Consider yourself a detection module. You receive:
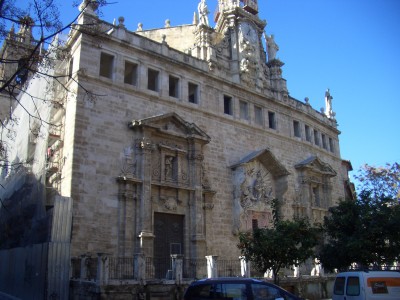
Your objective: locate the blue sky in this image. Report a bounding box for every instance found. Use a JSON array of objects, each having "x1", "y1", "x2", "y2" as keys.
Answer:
[{"x1": 16, "y1": 0, "x2": 400, "y2": 180}]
